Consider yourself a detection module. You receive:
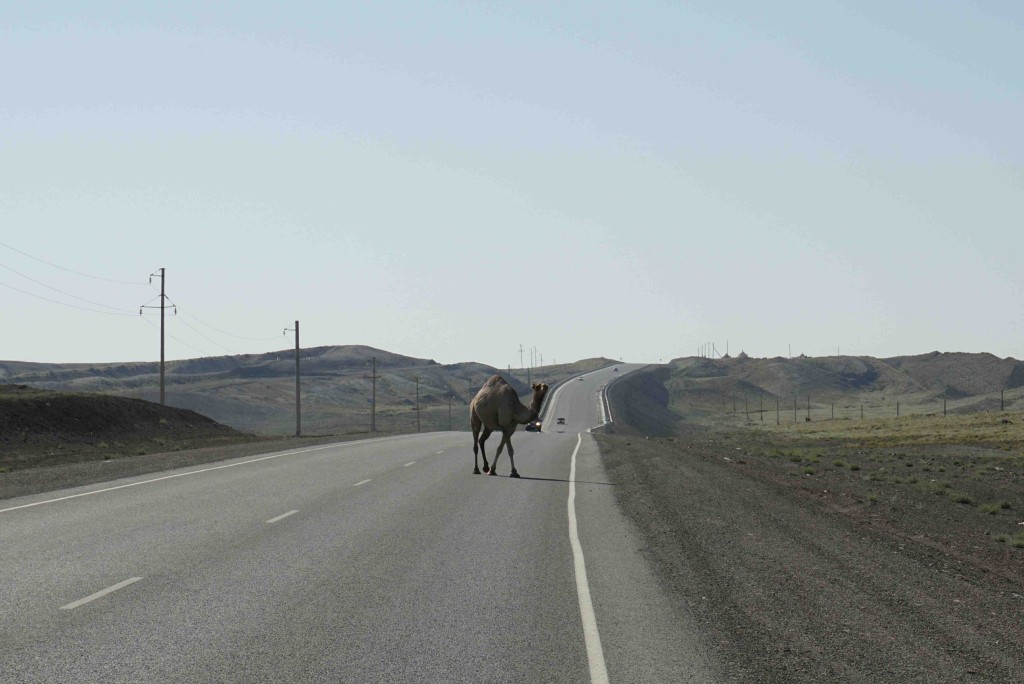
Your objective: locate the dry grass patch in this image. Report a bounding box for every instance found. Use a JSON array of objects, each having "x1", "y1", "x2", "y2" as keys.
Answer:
[{"x1": 762, "y1": 411, "x2": 1024, "y2": 450}]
